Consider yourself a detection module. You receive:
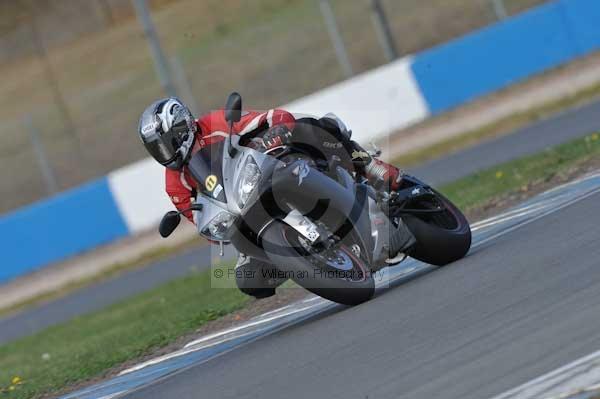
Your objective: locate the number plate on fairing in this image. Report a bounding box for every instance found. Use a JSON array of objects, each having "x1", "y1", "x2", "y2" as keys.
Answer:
[{"x1": 283, "y1": 209, "x2": 321, "y2": 243}]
